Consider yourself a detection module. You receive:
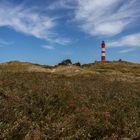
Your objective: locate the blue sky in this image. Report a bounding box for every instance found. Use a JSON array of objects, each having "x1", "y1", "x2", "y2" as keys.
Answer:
[{"x1": 0, "y1": 0, "x2": 140, "y2": 65}]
